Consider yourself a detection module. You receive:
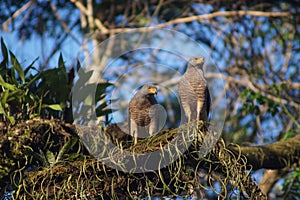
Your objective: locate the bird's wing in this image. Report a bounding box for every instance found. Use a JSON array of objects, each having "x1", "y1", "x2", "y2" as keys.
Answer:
[
  {"x1": 205, "y1": 86, "x2": 211, "y2": 117},
  {"x1": 148, "y1": 104, "x2": 167, "y2": 135}
]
